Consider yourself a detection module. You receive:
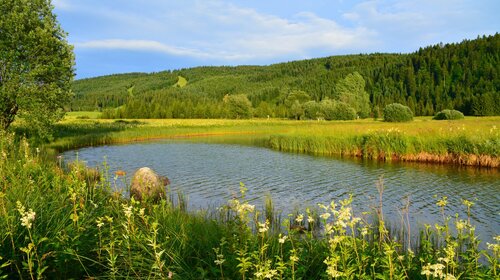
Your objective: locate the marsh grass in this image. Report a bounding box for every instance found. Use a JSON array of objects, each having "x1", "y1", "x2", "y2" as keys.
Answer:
[
  {"x1": 1, "y1": 131, "x2": 498, "y2": 279},
  {"x1": 65, "y1": 111, "x2": 102, "y2": 120},
  {"x1": 45, "y1": 117, "x2": 500, "y2": 167}
]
